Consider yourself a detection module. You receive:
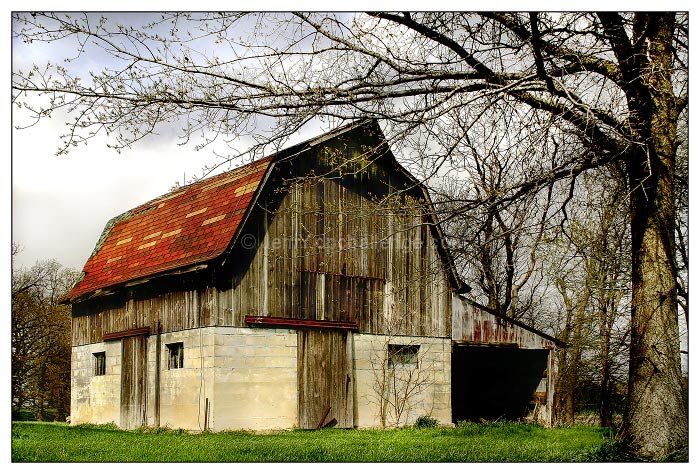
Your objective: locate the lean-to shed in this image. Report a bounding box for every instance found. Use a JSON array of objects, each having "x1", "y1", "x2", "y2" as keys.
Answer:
[{"x1": 63, "y1": 120, "x2": 562, "y2": 430}]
